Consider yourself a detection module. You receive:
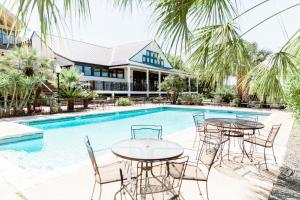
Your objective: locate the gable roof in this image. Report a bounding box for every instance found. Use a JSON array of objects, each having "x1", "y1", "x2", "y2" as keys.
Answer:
[
  {"x1": 32, "y1": 32, "x2": 173, "y2": 69},
  {"x1": 110, "y1": 40, "x2": 151, "y2": 66}
]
